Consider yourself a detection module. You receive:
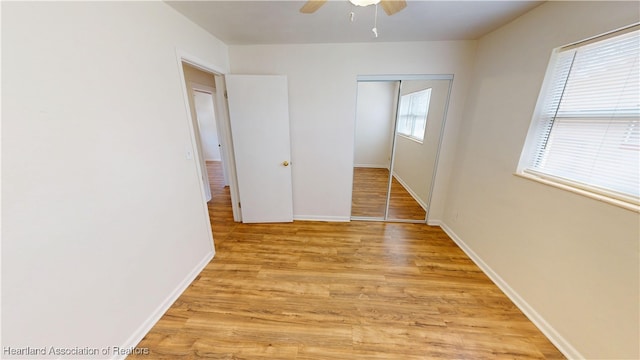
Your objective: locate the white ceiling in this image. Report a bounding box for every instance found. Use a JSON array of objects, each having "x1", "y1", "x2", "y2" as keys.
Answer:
[{"x1": 167, "y1": 0, "x2": 544, "y2": 45}]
